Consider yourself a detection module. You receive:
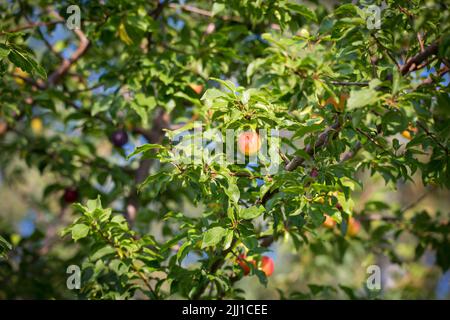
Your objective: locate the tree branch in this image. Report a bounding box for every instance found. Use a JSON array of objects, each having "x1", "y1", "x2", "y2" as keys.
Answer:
[
  {"x1": 359, "y1": 187, "x2": 434, "y2": 223},
  {"x1": 329, "y1": 81, "x2": 369, "y2": 87},
  {"x1": 0, "y1": 20, "x2": 64, "y2": 36},
  {"x1": 416, "y1": 120, "x2": 449, "y2": 156},
  {"x1": 191, "y1": 238, "x2": 237, "y2": 299},
  {"x1": 126, "y1": 109, "x2": 170, "y2": 224},
  {"x1": 400, "y1": 188, "x2": 432, "y2": 212},
  {"x1": 36, "y1": 26, "x2": 64, "y2": 60},
  {"x1": 169, "y1": 3, "x2": 280, "y2": 30},
  {"x1": 372, "y1": 33, "x2": 400, "y2": 69},
  {"x1": 340, "y1": 141, "x2": 362, "y2": 162},
  {"x1": 11, "y1": 72, "x2": 46, "y2": 89},
  {"x1": 285, "y1": 118, "x2": 342, "y2": 171},
  {"x1": 256, "y1": 118, "x2": 344, "y2": 206},
  {"x1": 47, "y1": 28, "x2": 90, "y2": 85},
  {"x1": 418, "y1": 65, "x2": 449, "y2": 87},
  {"x1": 400, "y1": 40, "x2": 440, "y2": 75},
  {"x1": 417, "y1": 32, "x2": 425, "y2": 52}
]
